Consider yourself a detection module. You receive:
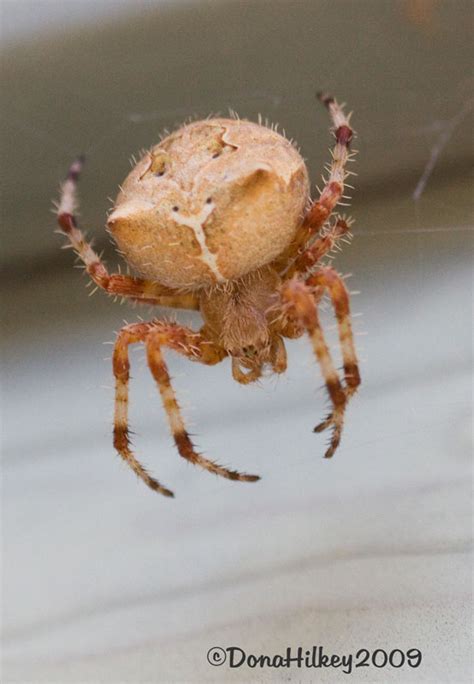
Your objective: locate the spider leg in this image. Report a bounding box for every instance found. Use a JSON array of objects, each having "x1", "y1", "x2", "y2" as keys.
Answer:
[
  {"x1": 56, "y1": 158, "x2": 199, "y2": 310},
  {"x1": 280, "y1": 279, "x2": 349, "y2": 458},
  {"x1": 285, "y1": 216, "x2": 352, "y2": 280},
  {"x1": 307, "y1": 267, "x2": 361, "y2": 434},
  {"x1": 272, "y1": 93, "x2": 354, "y2": 273},
  {"x1": 113, "y1": 322, "x2": 174, "y2": 497},
  {"x1": 146, "y1": 324, "x2": 261, "y2": 484}
]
